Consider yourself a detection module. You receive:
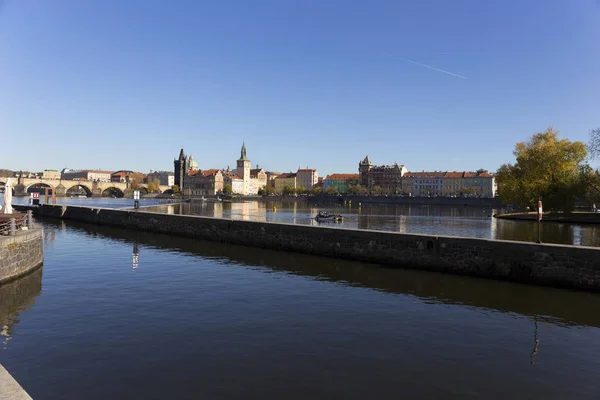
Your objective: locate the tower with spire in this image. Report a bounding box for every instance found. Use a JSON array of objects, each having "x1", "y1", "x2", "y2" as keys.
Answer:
[
  {"x1": 174, "y1": 149, "x2": 188, "y2": 188},
  {"x1": 236, "y1": 142, "x2": 252, "y2": 194}
]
